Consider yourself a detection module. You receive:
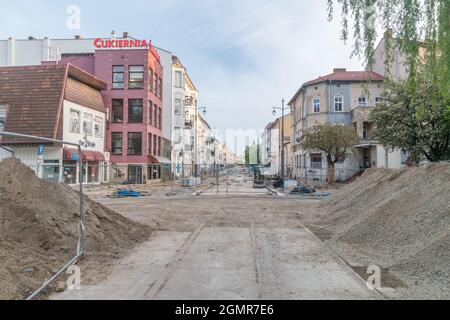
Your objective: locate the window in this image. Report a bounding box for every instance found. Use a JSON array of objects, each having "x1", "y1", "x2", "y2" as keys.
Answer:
[
  {"x1": 149, "y1": 68, "x2": 154, "y2": 92},
  {"x1": 94, "y1": 116, "x2": 103, "y2": 138},
  {"x1": 313, "y1": 98, "x2": 320, "y2": 113},
  {"x1": 112, "y1": 66, "x2": 125, "y2": 89},
  {"x1": 153, "y1": 135, "x2": 158, "y2": 157},
  {"x1": 127, "y1": 132, "x2": 142, "y2": 155},
  {"x1": 0, "y1": 105, "x2": 6, "y2": 132},
  {"x1": 158, "y1": 137, "x2": 162, "y2": 156},
  {"x1": 358, "y1": 96, "x2": 367, "y2": 107},
  {"x1": 375, "y1": 97, "x2": 382, "y2": 105},
  {"x1": 158, "y1": 77, "x2": 162, "y2": 99},
  {"x1": 128, "y1": 99, "x2": 143, "y2": 123},
  {"x1": 311, "y1": 153, "x2": 322, "y2": 169},
  {"x1": 69, "y1": 110, "x2": 80, "y2": 133},
  {"x1": 153, "y1": 106, "x2": 158, "y2": 127},
  {"x1": 174, "y1": 98, "x2": 182, "y2": 115},
  {"x1": 174, "y1": 71, "x2": 182, "y2": 87},
  {"x1": 112, "y1": 99, "x2": 124, "y2": 123},
  {"x1": 129, "y1": 65, "x2": 144, "y2": 89},
  {"x1": 111, "y1": 132, "x2": 123, "y2": 155},
  {"x1": 158, "y1": 107, "x2": 162, "y2": 129},
  {"x1": 148, "y1": 101, "x2": 153, "y2": 124},
  {"x1": 334, "y1": 95, "x2": 343, "y2": 112},
  {"x1": 154, "y1": 74, "x2": 158, "y2": 96},
  {"x1": 148, "y1": 133, "x2": 153, "y2": 155},
  {"x1": 83, "y1": 113, "x2": 93, "y2": 135}
]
